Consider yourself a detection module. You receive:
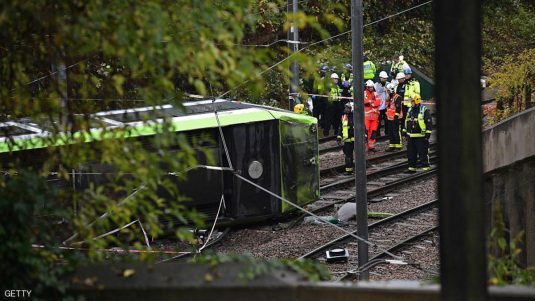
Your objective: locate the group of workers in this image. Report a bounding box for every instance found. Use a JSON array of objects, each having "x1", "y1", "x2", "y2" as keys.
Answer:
[{"x1": 295, "y1": 55, "x2": 432, "y2": 174}]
